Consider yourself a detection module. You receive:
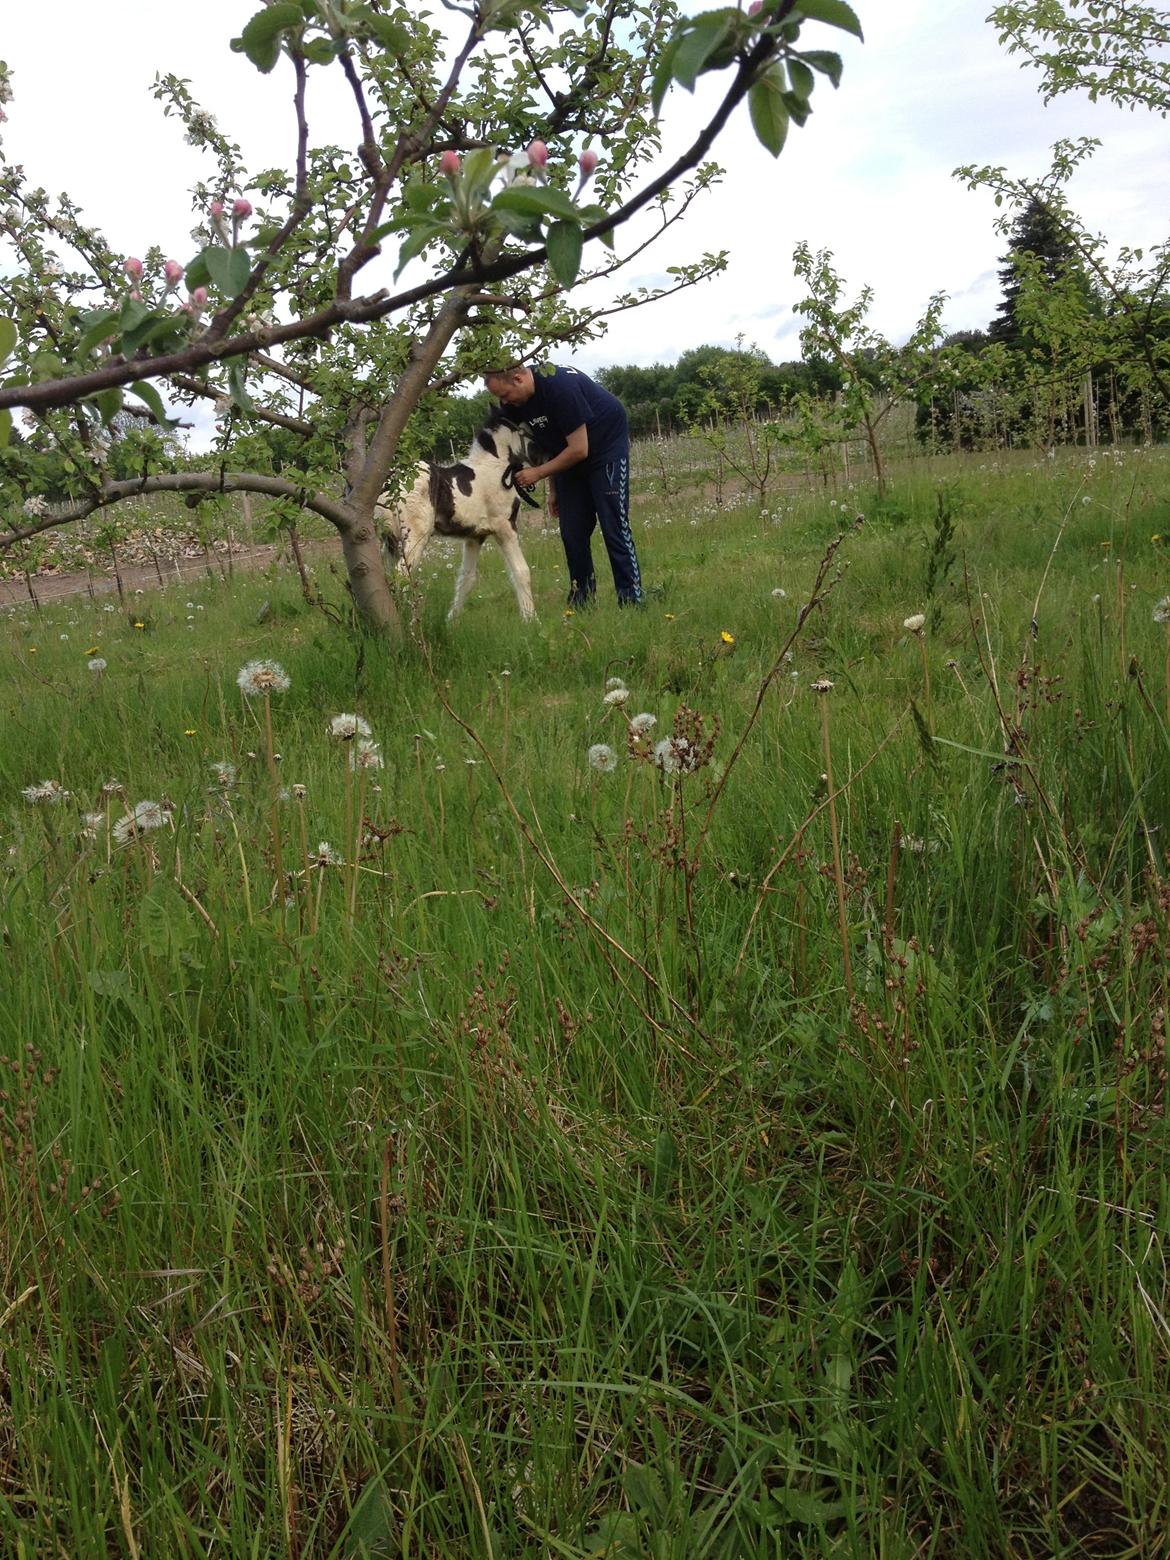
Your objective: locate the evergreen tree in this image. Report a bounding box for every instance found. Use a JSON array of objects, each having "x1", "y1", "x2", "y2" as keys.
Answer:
[{"x1": 988, "y1": 196, "x2": 1084, "y2": 348}]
